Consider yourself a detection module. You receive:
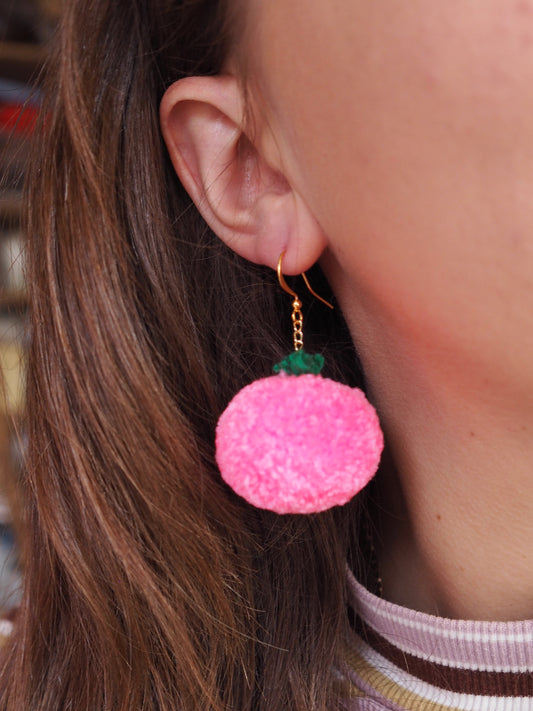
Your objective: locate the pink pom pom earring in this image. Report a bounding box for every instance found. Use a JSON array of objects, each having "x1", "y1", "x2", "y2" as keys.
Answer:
[{"x1": 215, "y1": 254, "x2": 384, "y2": 514}]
